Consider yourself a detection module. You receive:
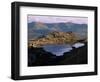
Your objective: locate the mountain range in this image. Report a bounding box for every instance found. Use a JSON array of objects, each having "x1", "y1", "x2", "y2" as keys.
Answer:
[{"x1": 28, "y1": 22, "x2": 87, "y2": 40}]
